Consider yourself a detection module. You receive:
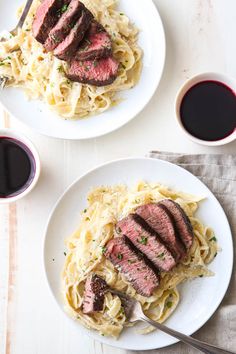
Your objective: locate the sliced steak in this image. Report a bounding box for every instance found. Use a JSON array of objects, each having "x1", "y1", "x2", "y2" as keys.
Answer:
[
  {"x1": 75, "y1": 20, "x2": 112, "y2": 61},
  {"x1": 159, "y1": 199, "x2": 194, "y2": 250},
  {"x1": 136, "y1": 204, "x2": 186, "y2": 261},
  {"x1": 54, "y1": 9, "x2": 93, "y2": 60},
  {"x1": 104, "y1": 237, "x2": 160, "y2": 297},
  {"x1": 44, "y1": 0, "x2": 86, "y2": 51},
  {"x1": 82, "y1": 274, "x2": 108, "y2": 314},
  {"x1": 32, "y1": 0, "x2": 70, "y2": 44},
  {"x1": 67, "y1": 56, "x2": 119, "y2": 86},
  {"x1": 116, "y1": 215, "x2": 176, "y2": 272}
]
